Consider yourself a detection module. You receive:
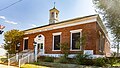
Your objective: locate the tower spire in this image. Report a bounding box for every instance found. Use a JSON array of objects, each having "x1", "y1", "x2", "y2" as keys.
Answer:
[{"x1": 54, "y1": 2, "x2": 56, "y2": 8}]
